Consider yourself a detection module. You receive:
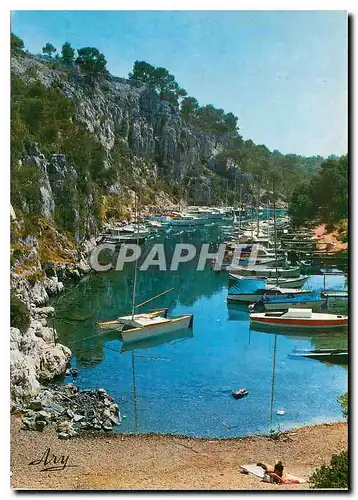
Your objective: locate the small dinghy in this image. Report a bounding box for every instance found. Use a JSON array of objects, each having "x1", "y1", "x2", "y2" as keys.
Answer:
[
  {"x1": 249, "y1": 308, "x2": 348, "y2": 330},
  {"x1": 232, "y1": 388, "x2": 249, "y2": 399}
]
